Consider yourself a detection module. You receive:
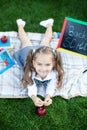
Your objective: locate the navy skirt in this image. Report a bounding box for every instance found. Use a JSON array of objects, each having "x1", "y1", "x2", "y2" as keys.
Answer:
[{"x1": 13, "y1": 46, "x2": 40, "y2": 68}]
